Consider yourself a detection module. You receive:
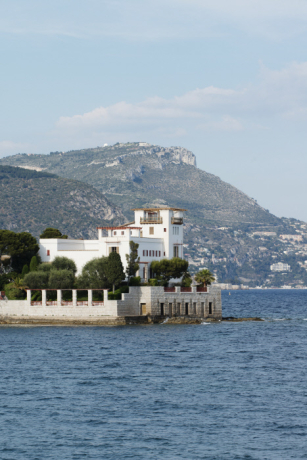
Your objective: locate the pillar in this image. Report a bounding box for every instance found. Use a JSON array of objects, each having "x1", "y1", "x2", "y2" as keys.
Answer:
[
  {"x1": 57, "y1": 290, "x2": 62, "y2": 307},
  {"x1": 27, "y1": 290, "x2": 31, "y2": 306},
  {"x1": 72, "y1": 290, "x2": 77, "y2": 307},
  {"x1": 192, "y1": 286, "x2": 197, "y2": 294},
  {"x1": 88, "y1": 290, "x2": 92, "y2": 307},
  {"x1": 103, "y1": 289, "x2": 109, "y2": 304},
  {"x1": 175, "y1": 286, "x2": 180, "y2": 293},
  {"x1": 42, "y1": 290, "x2": 46, "y2": 307}
]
